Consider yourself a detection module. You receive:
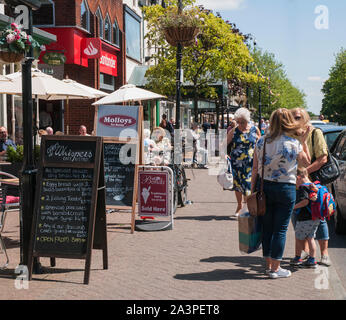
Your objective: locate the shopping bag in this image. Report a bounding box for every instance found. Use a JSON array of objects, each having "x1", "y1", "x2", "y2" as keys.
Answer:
[
  {"x1": 217, "y1": 158, "x2": 233, "y2": 190},
  {"x1": 238, "y1": 211, "x2": 262, "y2": 254}
]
